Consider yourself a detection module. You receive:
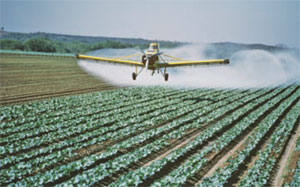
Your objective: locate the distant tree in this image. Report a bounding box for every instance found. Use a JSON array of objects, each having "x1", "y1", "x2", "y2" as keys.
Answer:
[
  {"x1": 24, "y1": 37, "x2": 56, "y2": 52},
  {"x1": 89, "y1": 42, "x2": 105, "y2": 51},
  {"x1": 0, "y1": 39, "x2": 24, "y2": 50},
  {"x1": 63, "y1": 42, "x2": 90, "y2": 53}
]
